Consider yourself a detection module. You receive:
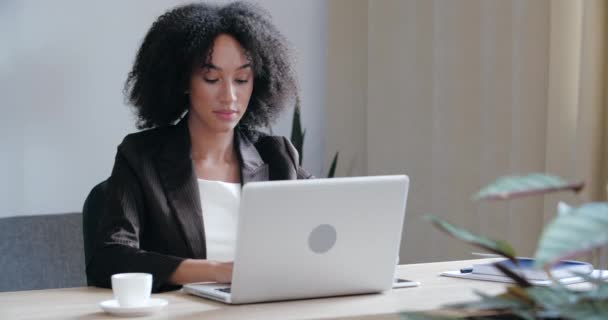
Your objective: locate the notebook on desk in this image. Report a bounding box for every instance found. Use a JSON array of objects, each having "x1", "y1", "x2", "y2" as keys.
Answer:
[
  {"x1": 441, "y1": 258, "x2": 607, "y2": 286},
  {"x1": 183, "y1": 175, "x2": 410, "y2": 304},
  {"x1": 441, "y1": 269, "x2": 608, "y2": 286}
]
